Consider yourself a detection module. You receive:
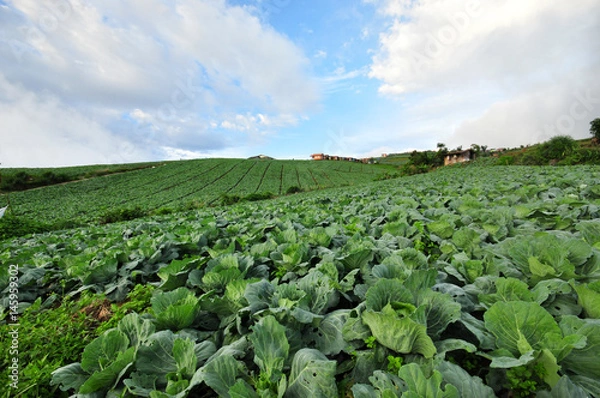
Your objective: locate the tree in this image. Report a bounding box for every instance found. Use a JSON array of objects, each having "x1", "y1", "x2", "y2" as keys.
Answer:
[{"x1": 590, "y1": 118, "x2": 600, "y2": 143}]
